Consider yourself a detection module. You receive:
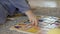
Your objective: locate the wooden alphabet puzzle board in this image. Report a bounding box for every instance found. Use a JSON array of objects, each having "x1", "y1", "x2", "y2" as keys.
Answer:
[
  {"x1": 10, "y1": 16, "x2": 41, "y2": 34},
  {"x1": 10, "y1": 23, "x2": 40, "y2": 34}
]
